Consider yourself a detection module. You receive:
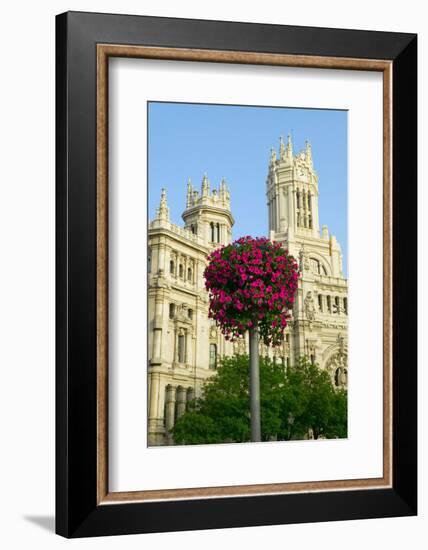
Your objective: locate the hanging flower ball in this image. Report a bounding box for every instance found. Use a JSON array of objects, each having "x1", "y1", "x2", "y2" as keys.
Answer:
[{"x1": 204, "y1": 236, "x2": 299, "y2": 346}]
